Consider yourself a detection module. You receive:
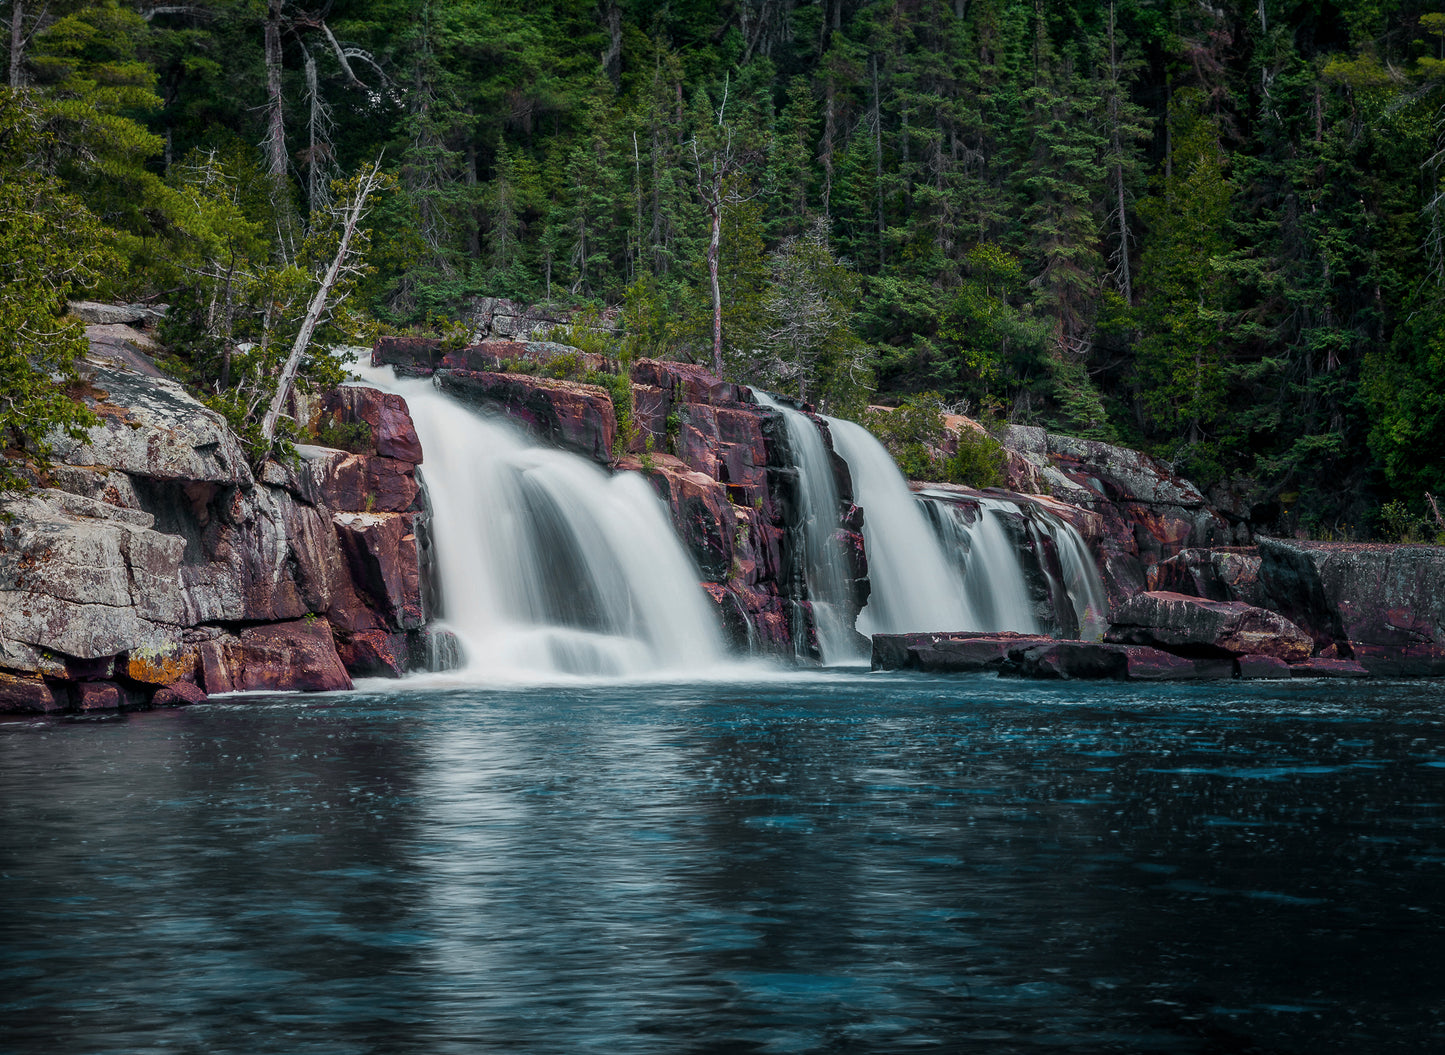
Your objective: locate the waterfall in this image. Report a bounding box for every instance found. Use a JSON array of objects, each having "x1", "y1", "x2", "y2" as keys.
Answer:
[
  {"x1": 918, "y1": 495, "x2": 1042, "y2": 634},
  {"x1": 352, "y1": 363, "x2": 725, "y2": 679},
  {"x1": 1034, "y1": 510, "x2": 1109, "y2": 641},
  {"x1": 824, "y1": 417, "x2": 978, "y2": 636},
  {"x1": 752, "y1": 393, "x2": 865, "y2": 663}
]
